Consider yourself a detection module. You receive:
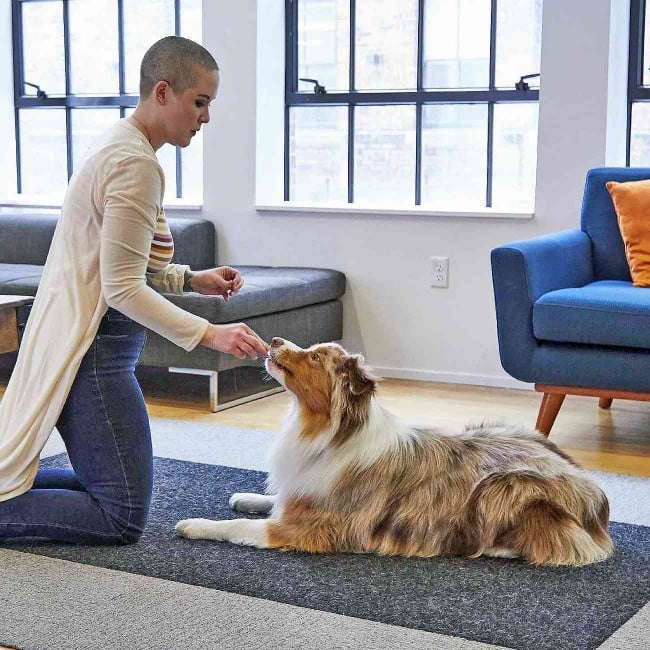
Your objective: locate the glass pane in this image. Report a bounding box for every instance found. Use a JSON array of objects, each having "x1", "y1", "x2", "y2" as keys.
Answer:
[
  {"x1": 495, "y1": 0, "x2": 543, "y2": 90},
  {"x1": 68, "y1": 0, "x2": 119, "y2": 95},
  {"x1": 421, "y1": 104, "x2": 487, "y2": 207},
  {"x1": 19, "y1": 109, "x2": 68, "y2": 195},
  {"x1": 124, "y1": 0, "x2": 175, "y2": 95},
  {"x1": 423, "y1": 0, "x2": 490, "y2": 89},
  {"x1": 298, "y1": 0, "x2": 350, "y2": 93},
  {"x1": 290, "y1": 106, "x2": 348, "y2": 202},
  {"x1": 355, "y1": 0, "x2": 418, "y2": 90},
  {"x1": 124, "y1": 108, "x2": 177, "y2": 200},
  {"x1": 22, "y1": 1, "x2": 65, "y2": 96},
  {"x1": 492, "y1": 103, "x2": 538, "y2": 210},
  {"x1": 354, "y1": 105, "x2": 416, "y2": 203},
  {"x1": 181, "y1": 131, "x2": 203, "y2": 202},
  {"x1": 181, "y1": 0, "x2": 202, "y2": 42},
  {"x1": 642, "y1": 4, "x2": 650, "y2": 86},
  {"x1": 629, "y1": 103, "x2": 650, "y2": 165},
  {"x1": 71, "y1": 109, "x2": 120, "y2": 172}
]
